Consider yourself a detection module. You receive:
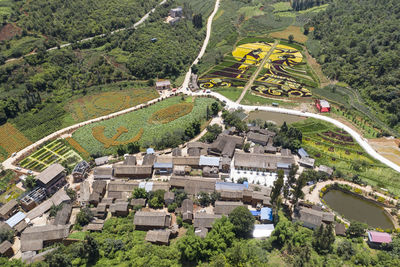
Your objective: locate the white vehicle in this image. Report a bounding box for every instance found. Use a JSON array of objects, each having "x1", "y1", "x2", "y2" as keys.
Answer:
[
  {"x1": 206, "y1": 90, "x2": 211, "y2": 93},
  {"x1": 16, "y1": 167, "x2": 21, "y2": 171},
  {"x1": 11, "y1": 152, "x2": 17, "y2": 157},
  {"x1": 27, "y1": 170, "x2": 33, "y2": 175}
]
